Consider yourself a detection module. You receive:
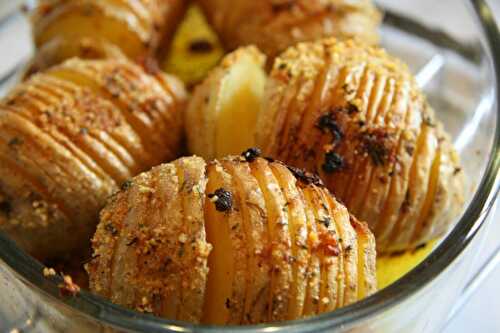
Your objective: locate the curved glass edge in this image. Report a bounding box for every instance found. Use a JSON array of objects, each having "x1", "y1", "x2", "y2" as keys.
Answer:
[{"x1": 0, "y1": 1, "x2": 499, "y2": 332}]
